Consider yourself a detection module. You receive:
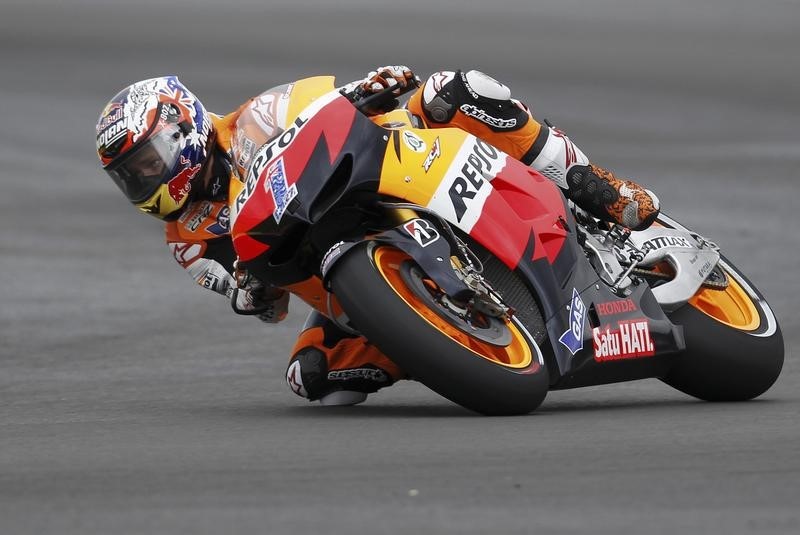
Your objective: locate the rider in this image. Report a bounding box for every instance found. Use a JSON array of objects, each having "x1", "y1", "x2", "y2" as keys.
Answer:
[{"x1": 96, "y1": 66, "x2": 660, "y2": 406}]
